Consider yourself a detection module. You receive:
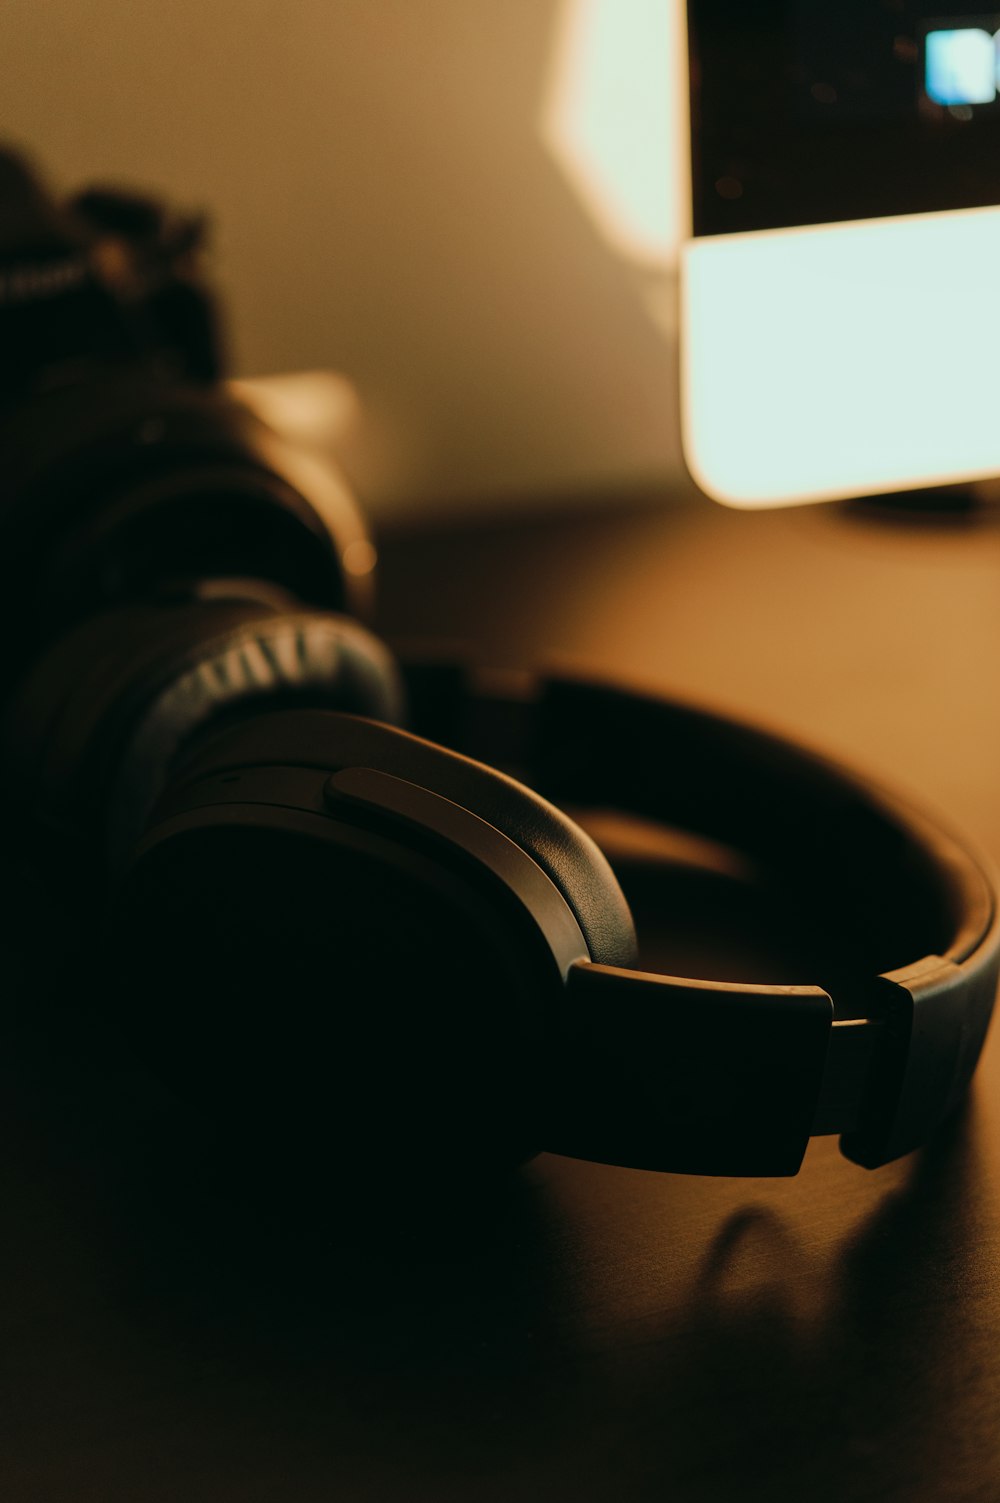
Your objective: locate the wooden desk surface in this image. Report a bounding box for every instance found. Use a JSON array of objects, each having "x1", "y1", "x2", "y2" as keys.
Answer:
[{"x1": 7, "y1": 493, "x2": 1000, "y2": 1501}]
